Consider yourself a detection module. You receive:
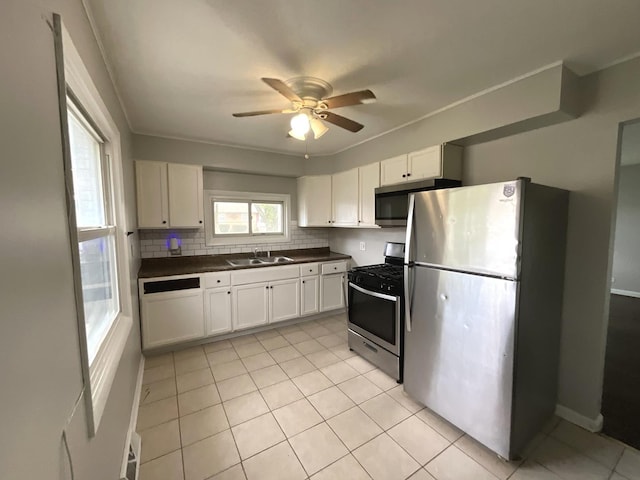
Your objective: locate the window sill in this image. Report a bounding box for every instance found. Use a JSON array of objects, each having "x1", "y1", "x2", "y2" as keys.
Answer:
[{"x1": 87, "y1": 312, "x2": 132, "y2": 434}]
